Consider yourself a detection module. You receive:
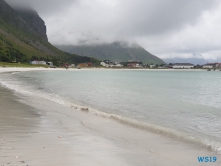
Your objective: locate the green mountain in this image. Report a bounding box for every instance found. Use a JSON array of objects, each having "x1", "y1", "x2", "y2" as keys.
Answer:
[
  {"x1": 0, "y1": 0, "x2": 99, "y2": 65},
  {"x1": 56, "y1": 42, "x2": 164, "y2": 64}
]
